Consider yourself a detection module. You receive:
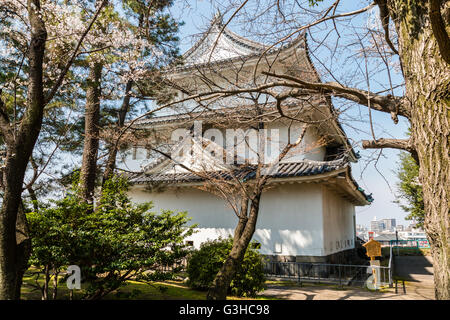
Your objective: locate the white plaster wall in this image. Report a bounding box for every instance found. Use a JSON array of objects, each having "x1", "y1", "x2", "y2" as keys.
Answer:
[
  {"x1": 129, "y1": 183, "x2": 325, "y2": 256},
  {"x1": 322, "y1": 186, "x2": 356, "y2": 255},
  {"x1": 256, "y1": 183, "x2": 325, "y2": 256}
]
